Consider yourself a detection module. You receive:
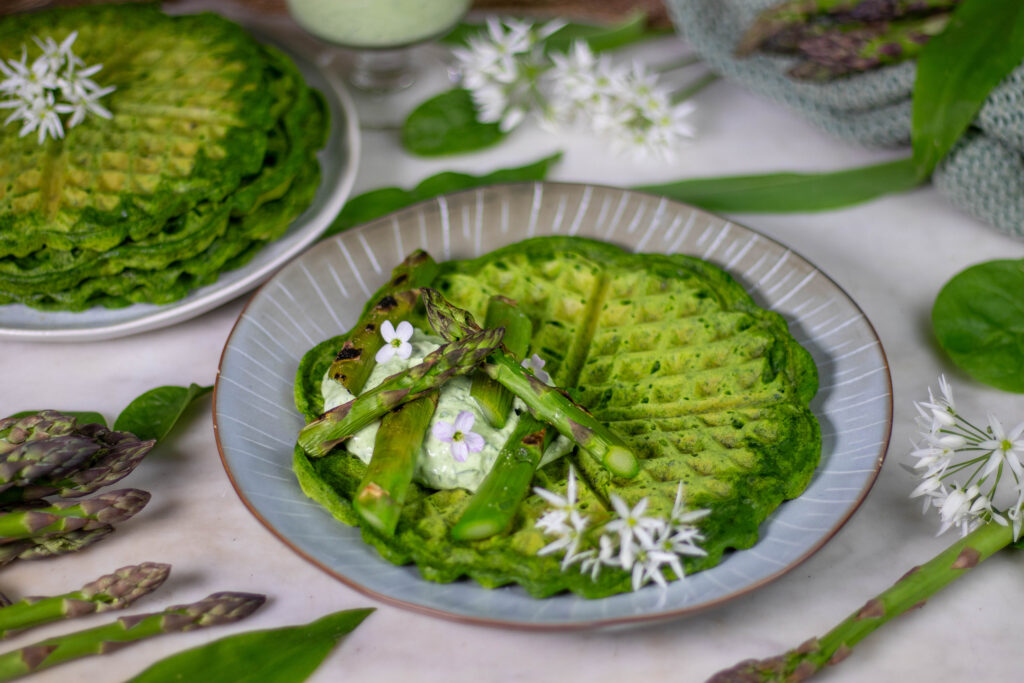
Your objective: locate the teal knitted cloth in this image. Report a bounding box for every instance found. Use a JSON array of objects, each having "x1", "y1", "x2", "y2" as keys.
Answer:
[{"x1": 665, "y1": 0, "x2": 1024, "y2": 237}]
